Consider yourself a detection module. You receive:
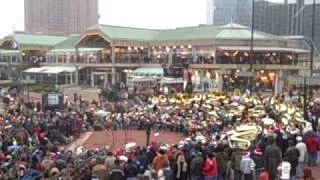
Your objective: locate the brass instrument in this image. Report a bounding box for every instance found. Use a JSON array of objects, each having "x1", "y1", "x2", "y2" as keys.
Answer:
[{"x1": 229, "y1": 125, "x2": 262, "y2": 149}]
